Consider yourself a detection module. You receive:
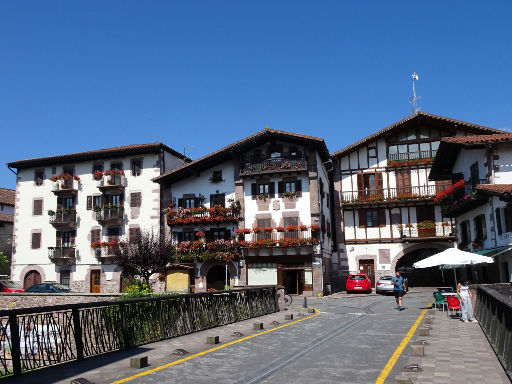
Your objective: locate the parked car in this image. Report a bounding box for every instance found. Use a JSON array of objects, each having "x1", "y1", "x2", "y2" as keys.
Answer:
[
  {"x1": 25, "y1": 283, "x2": 71, "y2": 293},
  {"x1": 346, "y1": 273, "x2": 371, "y2": 293},
  {"x1": 0, "y1": 280, "x2": 24, "y2": 293},
  {"x1": 376, "y1": 275, "x2": 395, "y2": 294}
]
